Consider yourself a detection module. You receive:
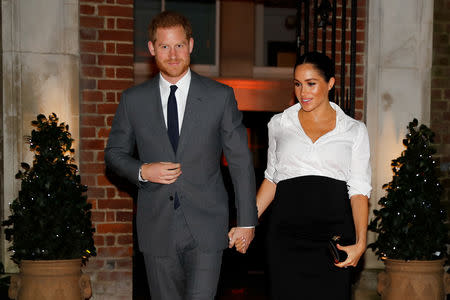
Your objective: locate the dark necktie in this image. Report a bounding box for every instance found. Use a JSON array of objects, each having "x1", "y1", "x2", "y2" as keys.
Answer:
[
  {"x1": 167, "y1": 85, "x2": 179, "y2": 152},
  {"x1": 167, "y1": 85, "x2": 180, "y2": 209}
]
